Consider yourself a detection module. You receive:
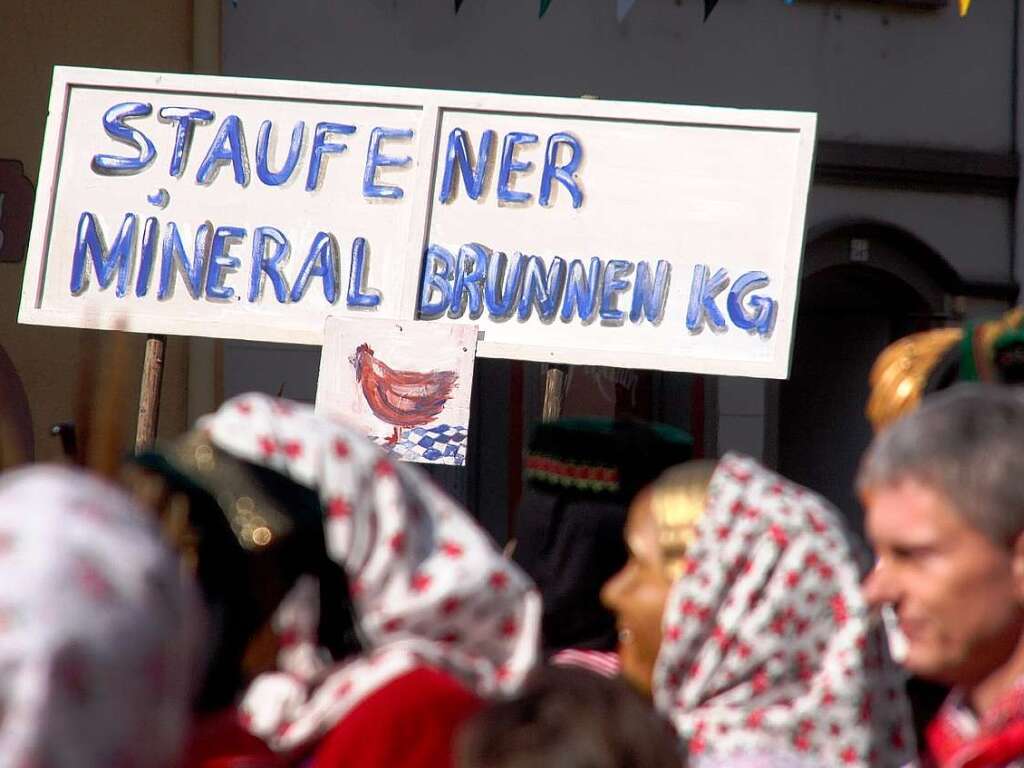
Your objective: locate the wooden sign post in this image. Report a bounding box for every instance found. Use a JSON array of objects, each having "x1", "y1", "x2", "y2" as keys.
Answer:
[
  {"x1": 542, "y1": 364, "x2": 568, "y2": 423},
  {"x1": 135, "y1": 334, "x2": 166, "y2": 451}
]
